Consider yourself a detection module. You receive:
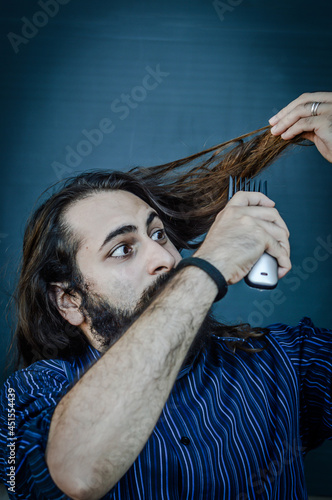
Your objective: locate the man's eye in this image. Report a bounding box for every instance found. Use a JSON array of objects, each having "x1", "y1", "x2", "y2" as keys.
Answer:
[
  {"x1": 110, "y1": 245, "x2": 132, "y2": 258},
  {"x1": 151, "y1": 229, "x2": 167, "y2": 242}
]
